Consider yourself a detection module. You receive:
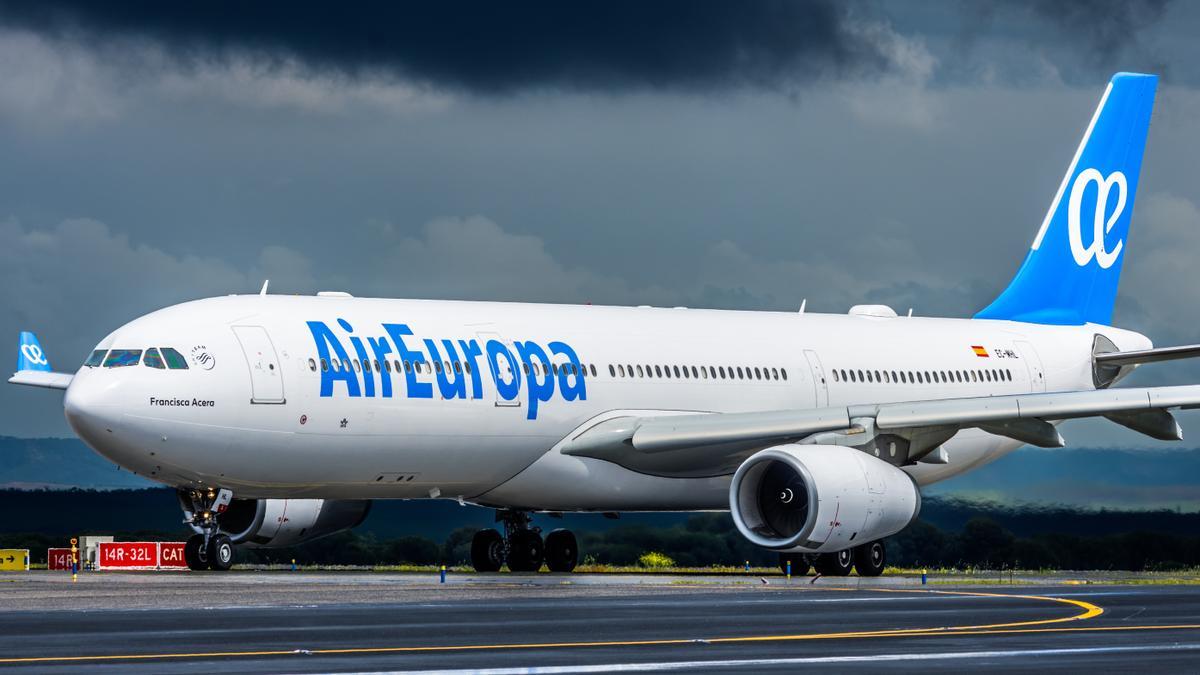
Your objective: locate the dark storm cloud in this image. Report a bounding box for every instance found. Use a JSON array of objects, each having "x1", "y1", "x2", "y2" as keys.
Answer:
[
  {"x1": 1023, "y1": 0, "x2": 1170, "y2": 56},
  {"x1": 0, "y1": 0, "x2": 898, "y2": 93}
]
